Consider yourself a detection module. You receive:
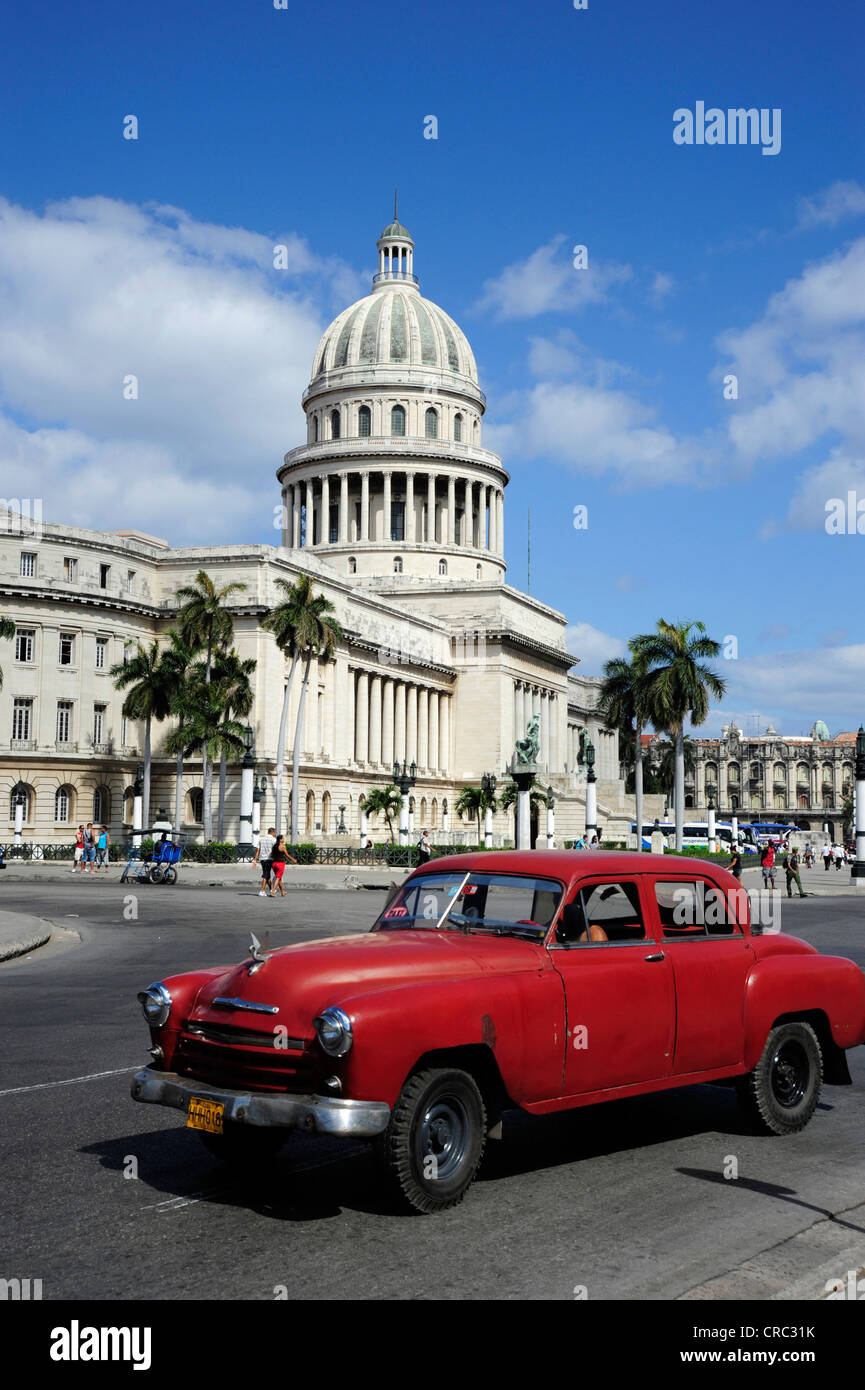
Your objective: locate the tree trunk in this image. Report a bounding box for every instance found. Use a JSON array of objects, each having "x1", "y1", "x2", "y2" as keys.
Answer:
[
  {"x1": 174, "y1": 749, "x2": 183, "y2": 833},
  {"x1": 218, "y1": 751, "x2": 227, "y2": 841},
  {"x1": 143, "y1": 717, "x2": 152, "y2": 830},
  {"x1": 635, "y1": 723, "x2": 644, "y2": 851},
  {"x1": 674, "y1": 726, "x2": 684, "y2": 851},
  {"x1": 274, "y1": 650, "x2": 299, "y2": 837},
  {"x1": 203, "y1": 749, "x2": 214, "y2": 843},
  {"x1": 290, "y1": 649, "x2": 313, "y2": 844}
]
